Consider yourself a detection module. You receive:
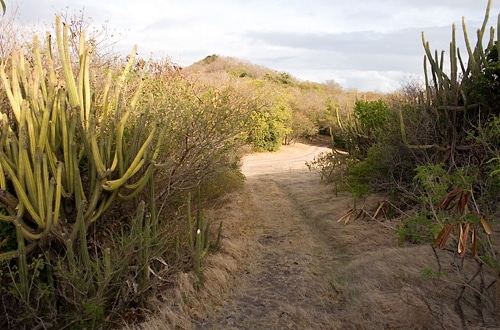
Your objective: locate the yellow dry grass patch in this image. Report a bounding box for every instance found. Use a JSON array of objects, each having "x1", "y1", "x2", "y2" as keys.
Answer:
[{"x1": 125, "y1": 189, "x2": 259, "y2": 330}]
